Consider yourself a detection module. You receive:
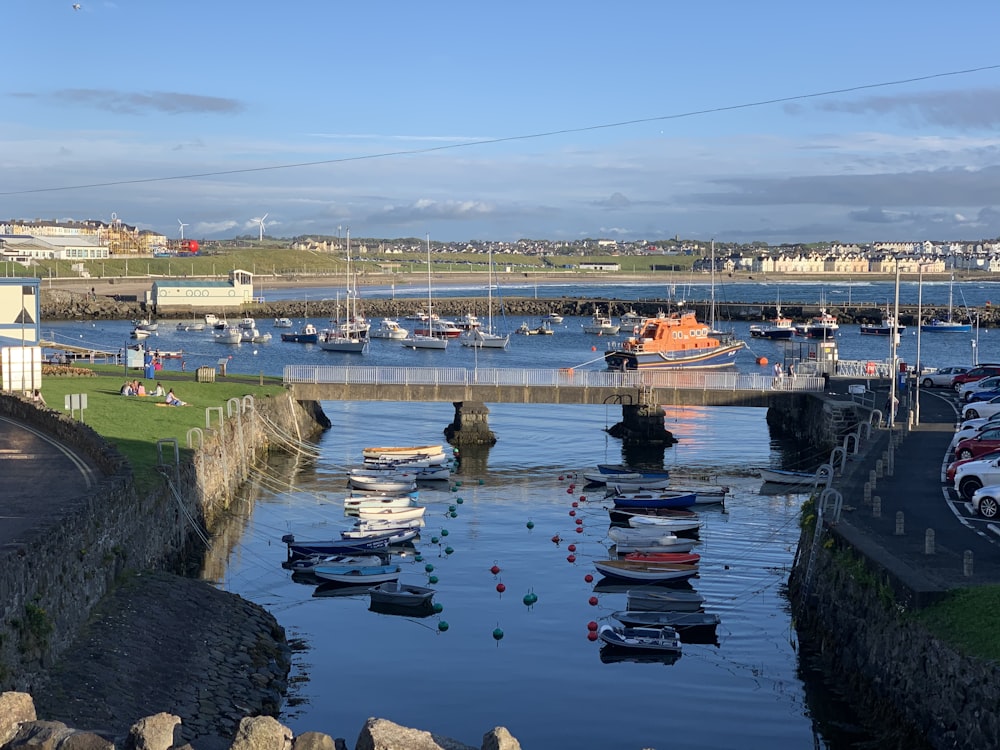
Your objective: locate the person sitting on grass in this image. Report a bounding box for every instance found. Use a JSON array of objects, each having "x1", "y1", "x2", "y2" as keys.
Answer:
[
  {"x1": 120, "y1": 382, "x2": 133, "y2": 396},
  {"x1": 31, "y1": 389, "x2": 46, "y2": 407},
  {"x1": 165, "y1": 388, "x2": 187, "y2": 407},
  {"x1": 152, "y1": 382, "x2": 165, "y2": 397},
  {"x1": 136, "y1": 382, "x2": 147, "y2": 397}
]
